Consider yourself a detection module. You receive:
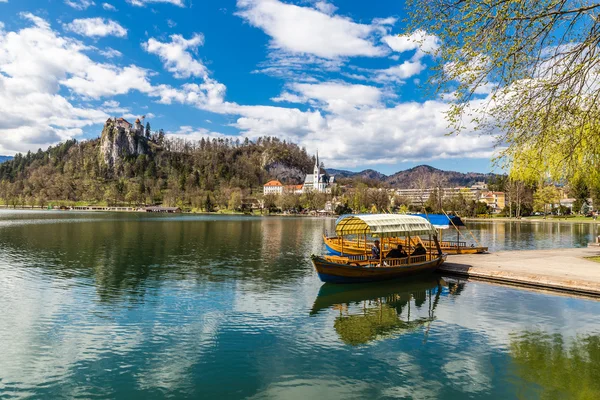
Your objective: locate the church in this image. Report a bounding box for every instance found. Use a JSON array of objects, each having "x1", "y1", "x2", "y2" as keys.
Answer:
[{"x1": 302, "y1": 152, "x2": 335, "y2": 193}]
